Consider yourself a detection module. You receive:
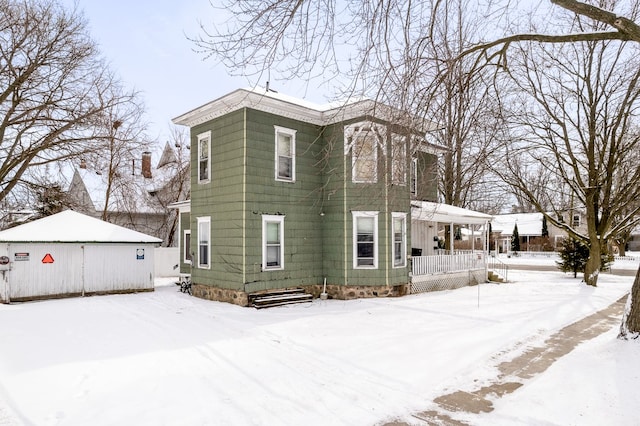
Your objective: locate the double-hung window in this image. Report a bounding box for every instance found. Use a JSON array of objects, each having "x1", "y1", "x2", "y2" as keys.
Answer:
[
  {"x1": 392, "y1": 213, "x2": 407, "y2": 268},
  {"x1": 391, "y1": 134, "x2": 407, "y2": 185},
  {"x1": 353, "y1": 211, "x2": 378, "y2": 268},
  {"x1": 352, "y1": 132, "x2": 377, "y2": 183},
  {"x1": 197, "y1": 217, "x2": 210, "y2": 269},
  {"x1": 183, "y1": 229, "x2": 192, "y2": 264},
  {"x1": 197, "y1": 131, "x2": 211, "y2": 183},
  {"x1": 274, "y1": 126, "x2": 296, "y2": 182},
  {"x1": 262, "y1": 215, "x2": 284, "y2": 270},
  {"x1": 572, "y1": 214, "x2": 581, "y2": 227},
  {"x1": 410, "y1": 157, "x2": 418, "y2": 196}
]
